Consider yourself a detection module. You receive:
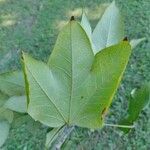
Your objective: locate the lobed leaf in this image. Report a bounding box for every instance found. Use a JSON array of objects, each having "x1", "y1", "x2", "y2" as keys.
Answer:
[
  {"x1": 23, "y1": 21, "x2": 94, "y2": 128},
  {"x1": 23, "y1": 20, "x2": 131, "y2": 129}
]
